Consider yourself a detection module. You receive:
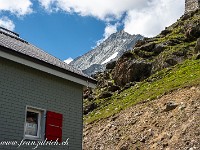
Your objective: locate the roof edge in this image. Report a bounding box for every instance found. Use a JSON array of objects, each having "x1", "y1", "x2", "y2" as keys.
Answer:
[{"x1": 0, "y1": 46, "x2": 97, "y2": 88}]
